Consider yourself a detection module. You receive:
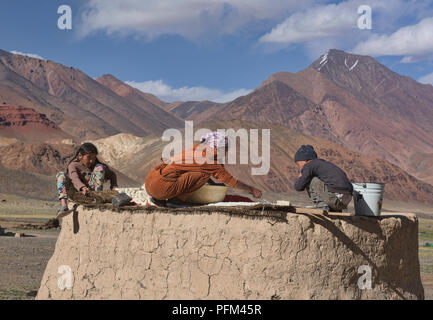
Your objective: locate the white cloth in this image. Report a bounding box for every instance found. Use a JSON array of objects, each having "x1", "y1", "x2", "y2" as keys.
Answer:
[
  {"x1": 200, "y1": 132, "x2": 228, "y2": 150},
  {"x1": 335, "y1": 193, "x2": 352, "y2": 206}
]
